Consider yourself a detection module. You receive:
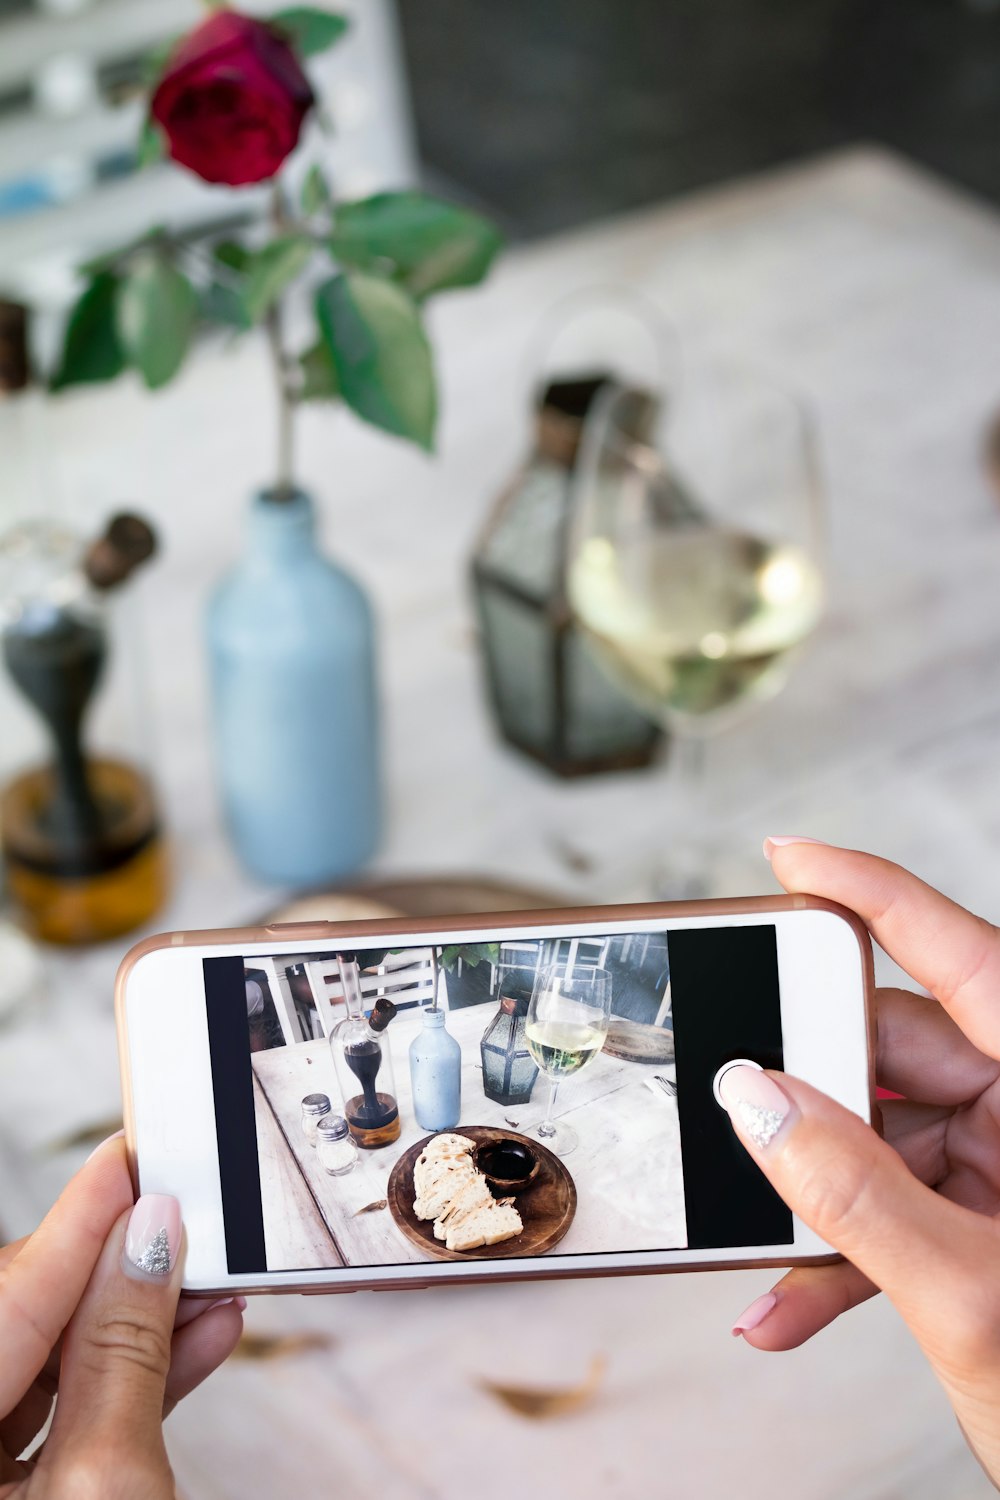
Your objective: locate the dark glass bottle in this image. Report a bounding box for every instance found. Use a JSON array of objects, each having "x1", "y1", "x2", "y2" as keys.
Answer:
[{"x1": 330, "y1": 954, "x2": 400, "y2": 1149}]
